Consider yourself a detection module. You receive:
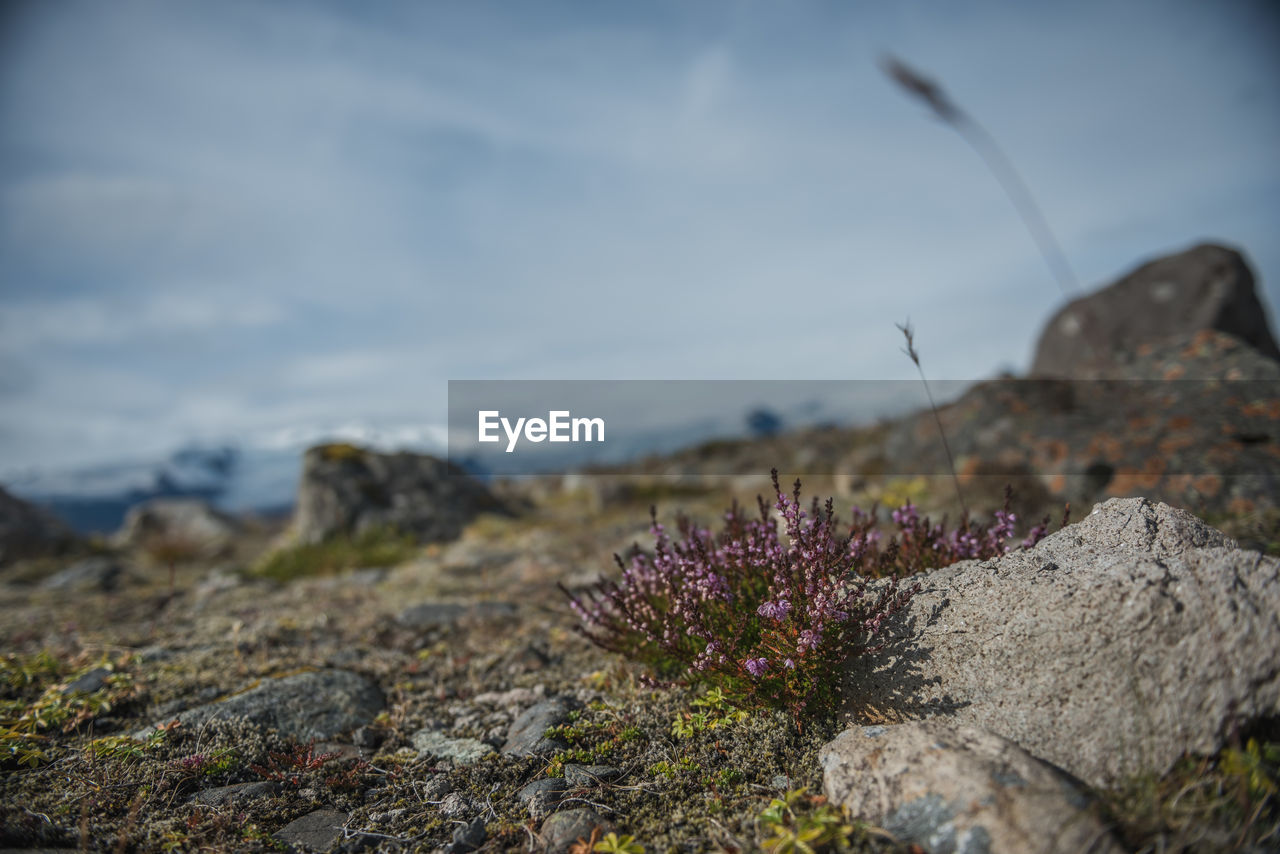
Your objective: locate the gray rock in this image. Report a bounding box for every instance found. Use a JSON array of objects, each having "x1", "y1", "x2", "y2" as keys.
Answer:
[
  {"x1": 845, "y1": 497, "x2": 1280, "y2": 787},
  {"x1": 446, "y1": 817, "x2": 487, "y2": 854},
  {"x1": 61, "y1": 667, "x2": 112, "y2": 696},
  {"x1": 113, "y1": 498, "x2": 240, "y2": 558},
  {"x1": 1031, "y1": 243, "x2": 1280, "y2": 376},
  {"x1": 420, "y1": 775, "x2": 453, "y2": 800},
  {"x1": 437, "y1": 791, "x2": 479, "y2": 819},
  {"x1": 503, "y1": 696, "x2": 579, "y2": 757},
  {"x1": 0, "y1": 485, "x2": 78, "y2": 566},
  {"x1": 273, "y1": 809, "x2": 348, "y2": 851},
  {"x1": 411, "y1": 729, "x2": 492, "y2": 766},
  {"x1": 41, "y1": 556, "x2": 127, "y2": 592},
  {"x1": 540, "y1": 808, "x2": 610, "y2": 854},
  {"x1": 517, "y1": 778, "x2": 569, "y2": 819},
  {"x1": 821, "y1": 721, "x2": 1123, "y2": 854},
  {"x1": 292, "y1": 444, "x2": 507, "y2": 546},
  {"x1": 139, "y1": 669, "x2": 384, "y2": 742},
  {"x1": 190, "y1": 781, "x2": 279, "y2": 807},
  {"x1": 398, "y1": 600, "x2": 517, "y2": 630},
  {"x1": 564, "y1": 764, "x2": 622, "y2": 787}
]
